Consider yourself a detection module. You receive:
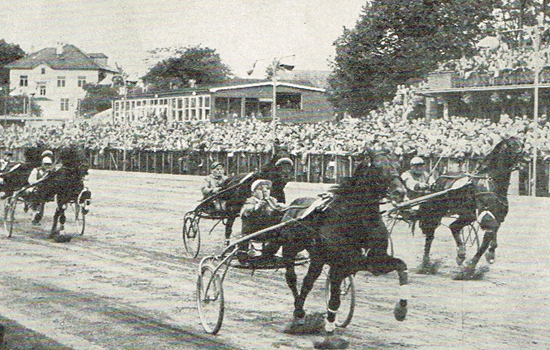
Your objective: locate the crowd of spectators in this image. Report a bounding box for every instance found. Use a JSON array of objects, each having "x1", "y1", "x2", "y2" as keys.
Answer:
[{"x1": 0, "y1": 103, "x2": 544, "y2": 162}]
